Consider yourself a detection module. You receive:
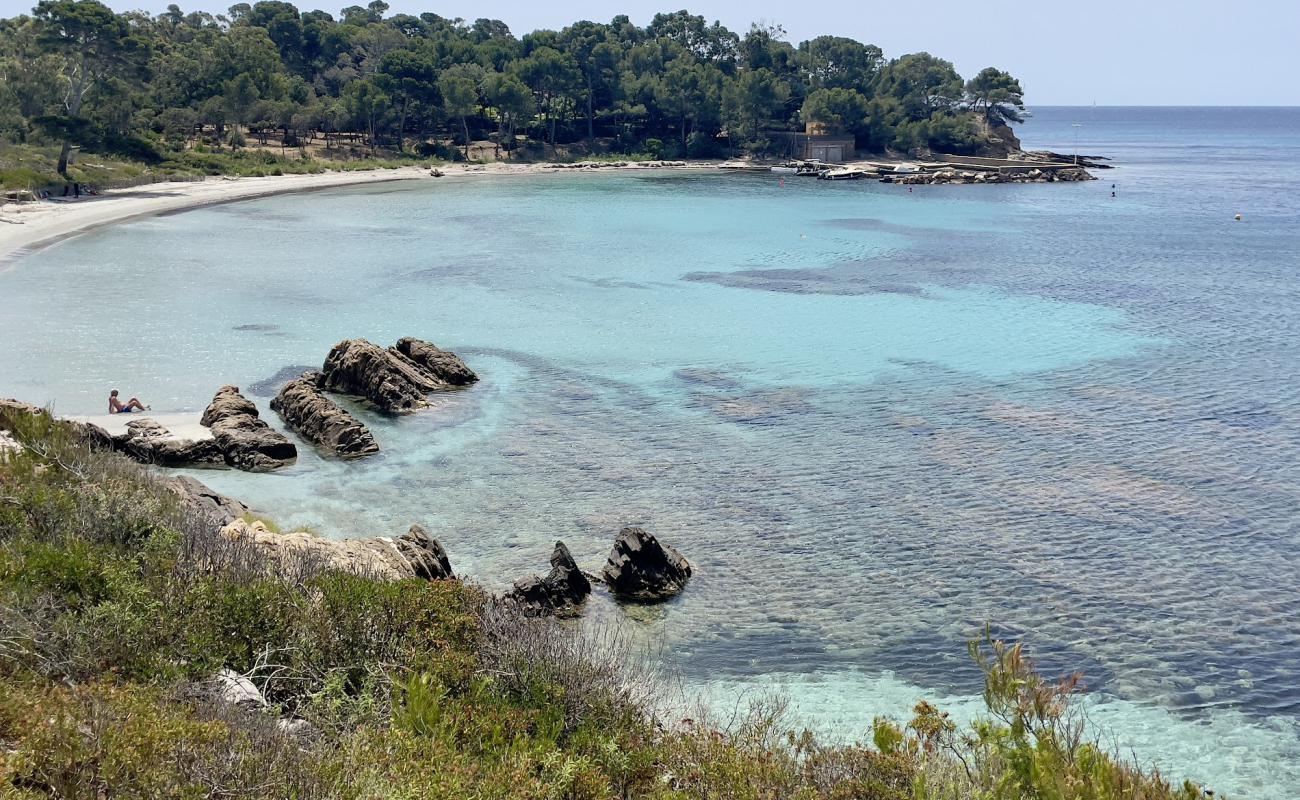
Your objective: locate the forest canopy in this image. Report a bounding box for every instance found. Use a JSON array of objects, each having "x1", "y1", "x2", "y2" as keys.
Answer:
[{"x1": 0, "y1": 1, "x2": 1027, "y2": 174}]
